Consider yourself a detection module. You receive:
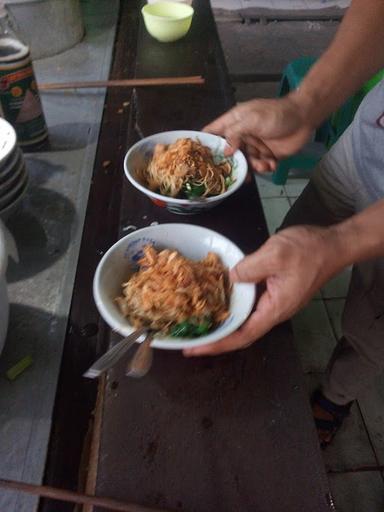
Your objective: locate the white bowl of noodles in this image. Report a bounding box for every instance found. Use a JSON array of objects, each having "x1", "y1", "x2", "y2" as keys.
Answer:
[
  {"x1": 93, "y1": 223, "x2": 255, "y2": 350},
  {"x1": 124, "y1": 130, "x2": 248, "y2": 215}
]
